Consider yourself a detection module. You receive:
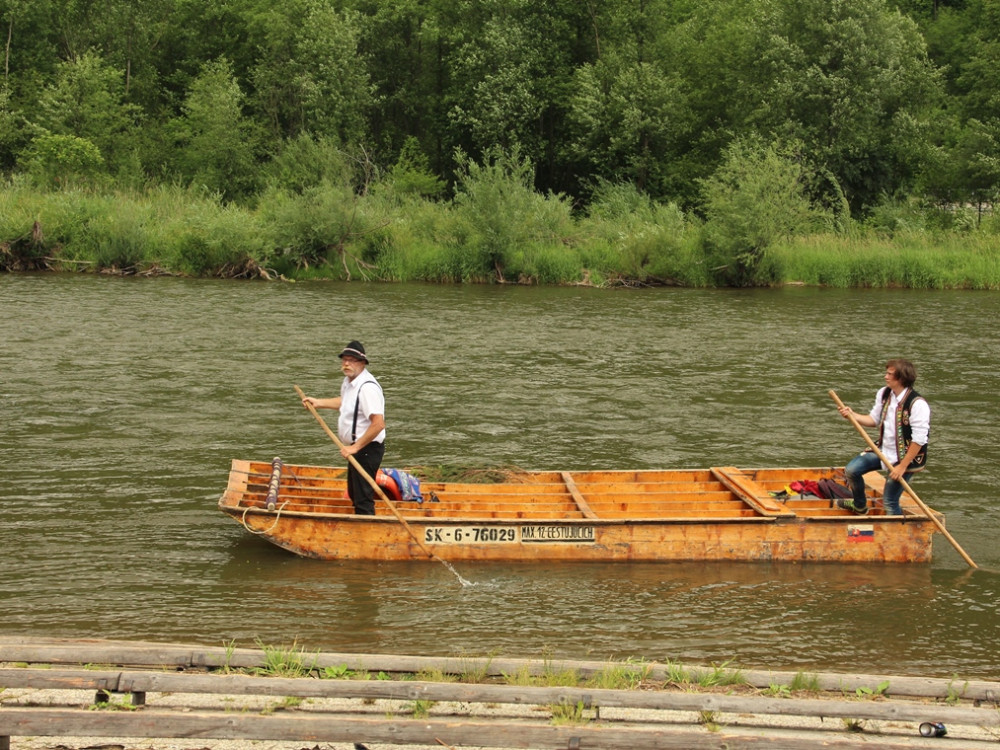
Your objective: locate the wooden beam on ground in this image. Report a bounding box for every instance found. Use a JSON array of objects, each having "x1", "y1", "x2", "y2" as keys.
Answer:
[
  {"x1": 1, "y1": 637, "x2": 998, "y2": 701},
  {"x1": 0, "y1": 668, "x2": 997, "y2": 728},
  {"x1": 0, "y1": 708, "x2": 990, "y2": 750}
]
